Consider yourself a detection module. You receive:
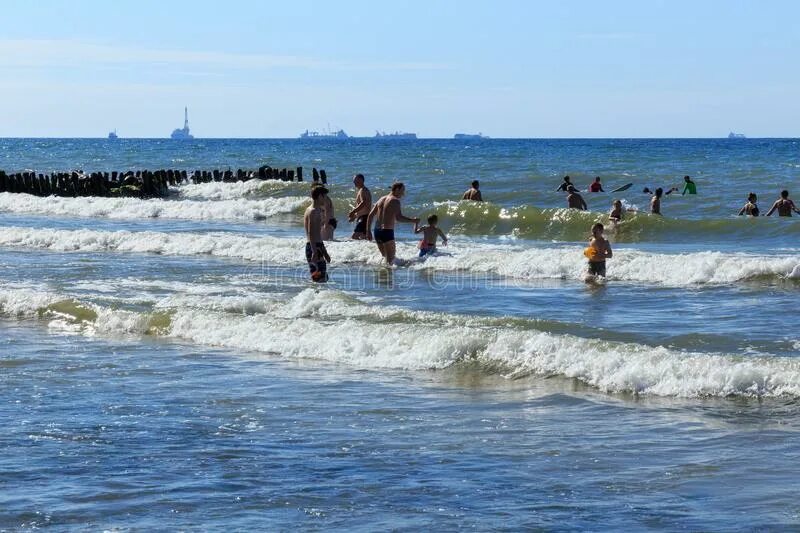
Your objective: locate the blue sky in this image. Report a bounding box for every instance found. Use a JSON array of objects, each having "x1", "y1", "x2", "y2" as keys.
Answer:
[{"x1": 1, "y1": 0, "x2": 798, "y2": 138}]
